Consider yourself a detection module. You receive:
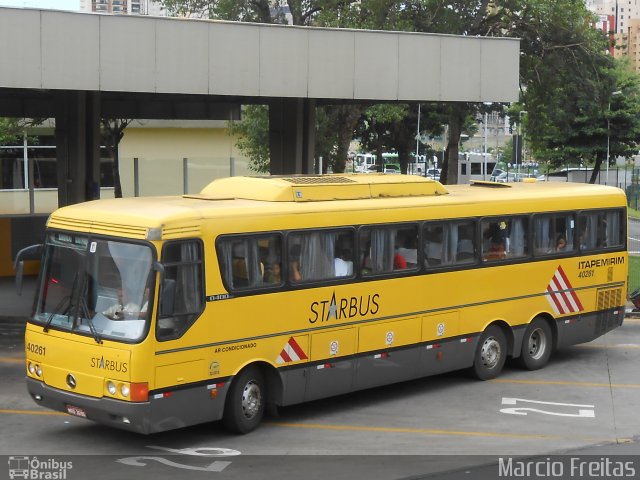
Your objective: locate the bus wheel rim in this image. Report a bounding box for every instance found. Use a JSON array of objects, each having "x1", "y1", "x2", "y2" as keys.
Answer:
[
  {"x1": 527, "y1": 327, "x2": 547, "y2": 360},
  {"x1": 481, "y1": 336, "x2": 501, "y2": 369},
  {"x1": 241, "y1": 380, "x2": 262, "y2": 419}
]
